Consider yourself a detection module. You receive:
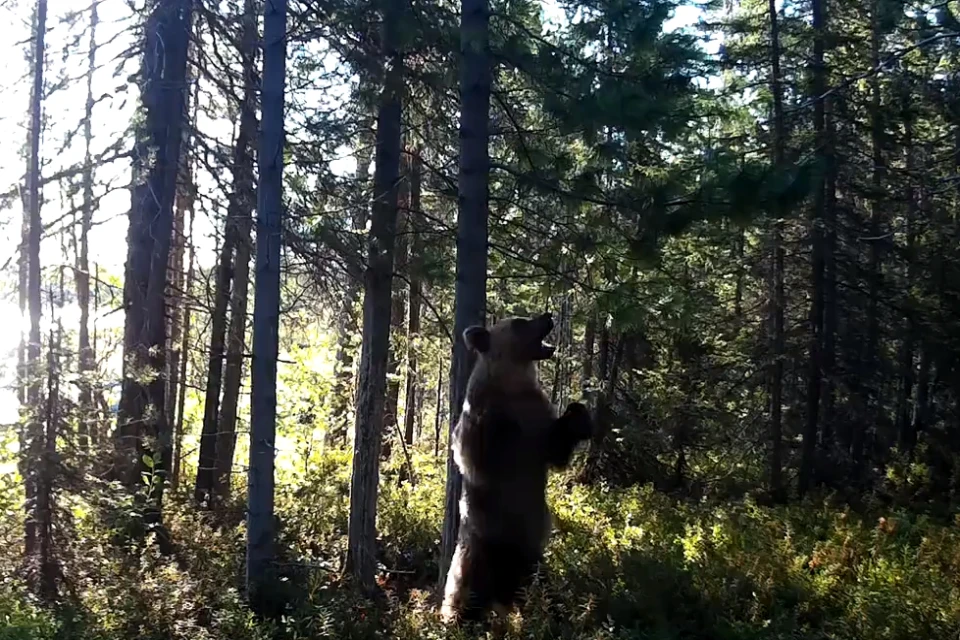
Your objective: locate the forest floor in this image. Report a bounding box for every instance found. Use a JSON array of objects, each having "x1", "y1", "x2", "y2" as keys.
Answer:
[{"x1": 2, "y1": 451, "x2": 959, "y2": 640}]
